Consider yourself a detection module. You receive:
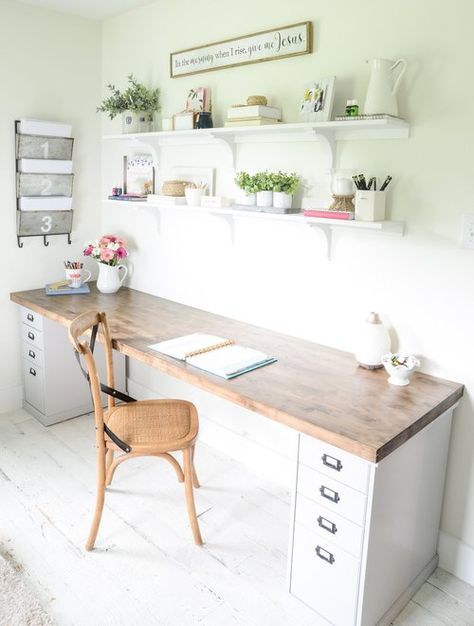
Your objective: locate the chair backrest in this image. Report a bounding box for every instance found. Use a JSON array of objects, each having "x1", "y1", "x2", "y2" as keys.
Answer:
[{"x1": 68, "y1": 311, "x2": 116, "y2": 434}]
